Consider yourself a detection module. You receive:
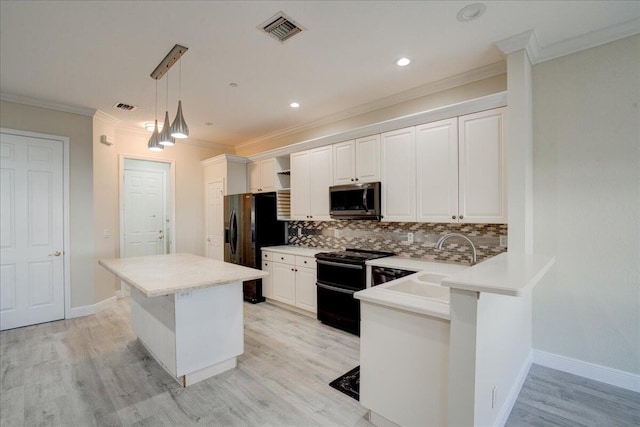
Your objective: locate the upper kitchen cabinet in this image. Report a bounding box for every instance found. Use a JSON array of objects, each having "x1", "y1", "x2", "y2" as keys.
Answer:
[
  {"x1": 416, "y1": 118, "x2": 459, "y2": 222},
  {"x1": 415, "y1": 108, "x2": 507, "y2": 224},
  {"x1": 248, "y1": 157, "x2": 291, "y2": 193},
  {"x1": 381, "y1": 127, "x2": 416, "y2": 222},
  {"x1": 457, "y1": 108, "x2": 507, "y2": 223},
  {"x1": 333, "y1": 135, "x2": 380, "y2": 185},
  {"x1": 291, "y1": 146, "x2": 333, "y2": 221}
]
